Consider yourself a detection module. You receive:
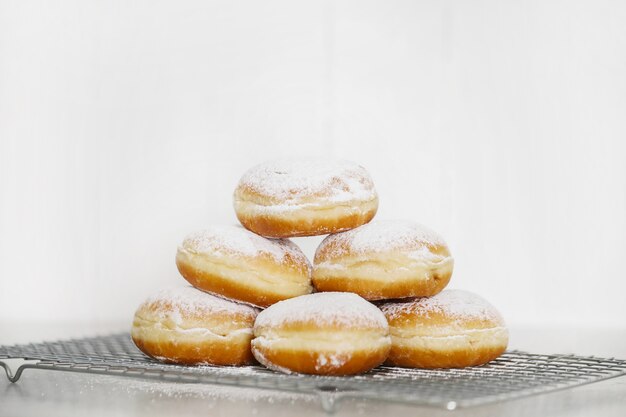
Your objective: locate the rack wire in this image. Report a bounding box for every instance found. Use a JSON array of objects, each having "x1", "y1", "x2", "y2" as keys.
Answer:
[{"x1": 1, "y1": 333, "x2": 625, "y2": 411}]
